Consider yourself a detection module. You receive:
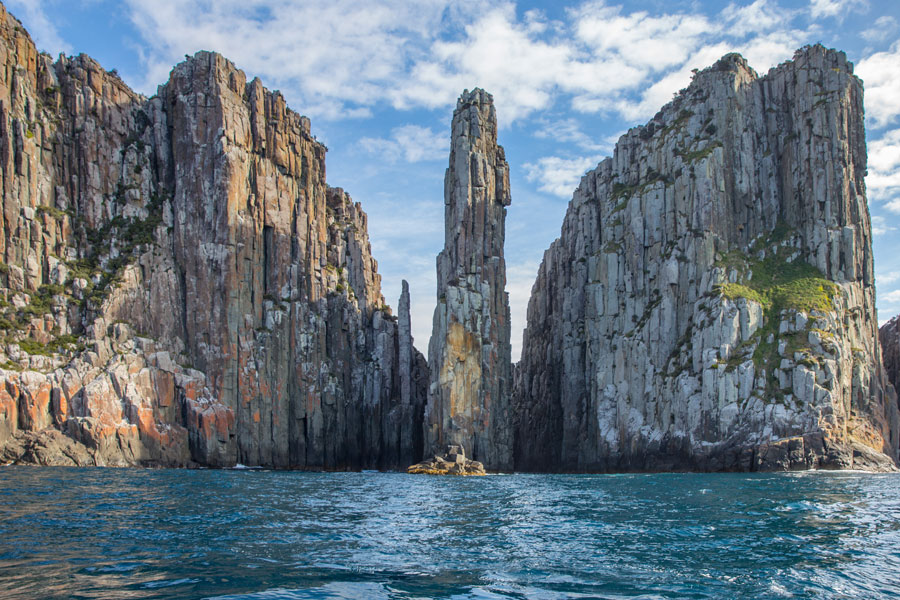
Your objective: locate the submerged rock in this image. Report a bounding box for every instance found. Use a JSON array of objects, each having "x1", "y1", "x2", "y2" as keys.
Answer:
[{"x1": 407, "y1": 444, "x2": 486, "y2": 476}]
